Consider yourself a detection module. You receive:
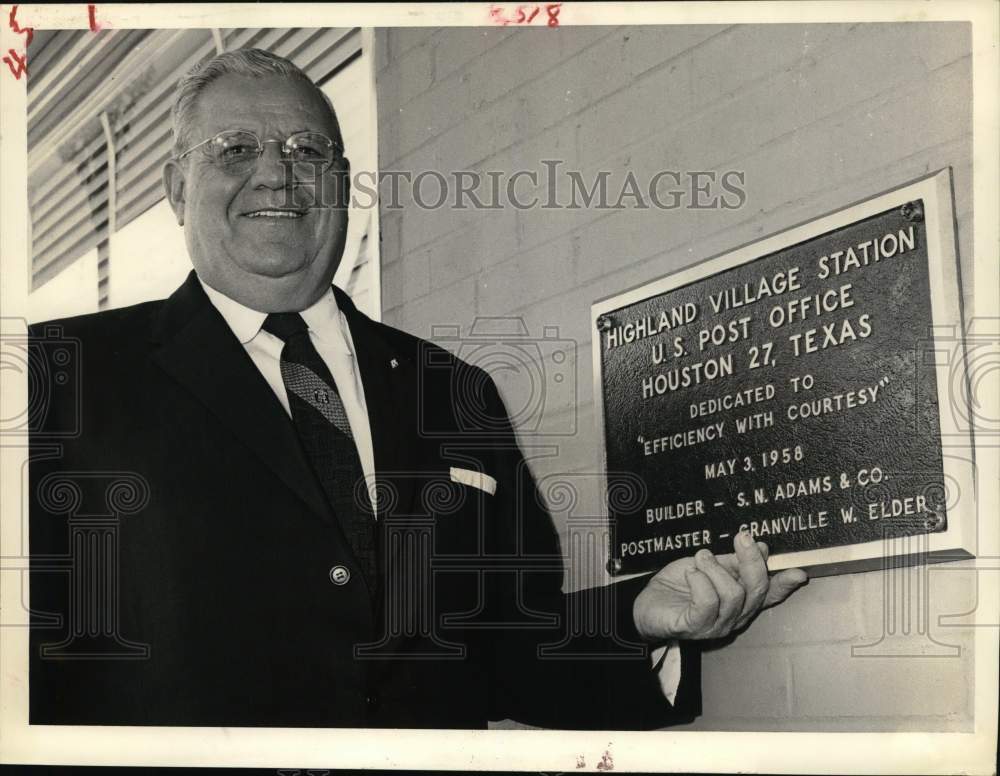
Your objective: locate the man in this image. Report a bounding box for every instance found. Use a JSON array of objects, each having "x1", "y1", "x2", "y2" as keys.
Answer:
[{"x1": 29, "y1": 49, "x2": 807, "y2": 729}]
